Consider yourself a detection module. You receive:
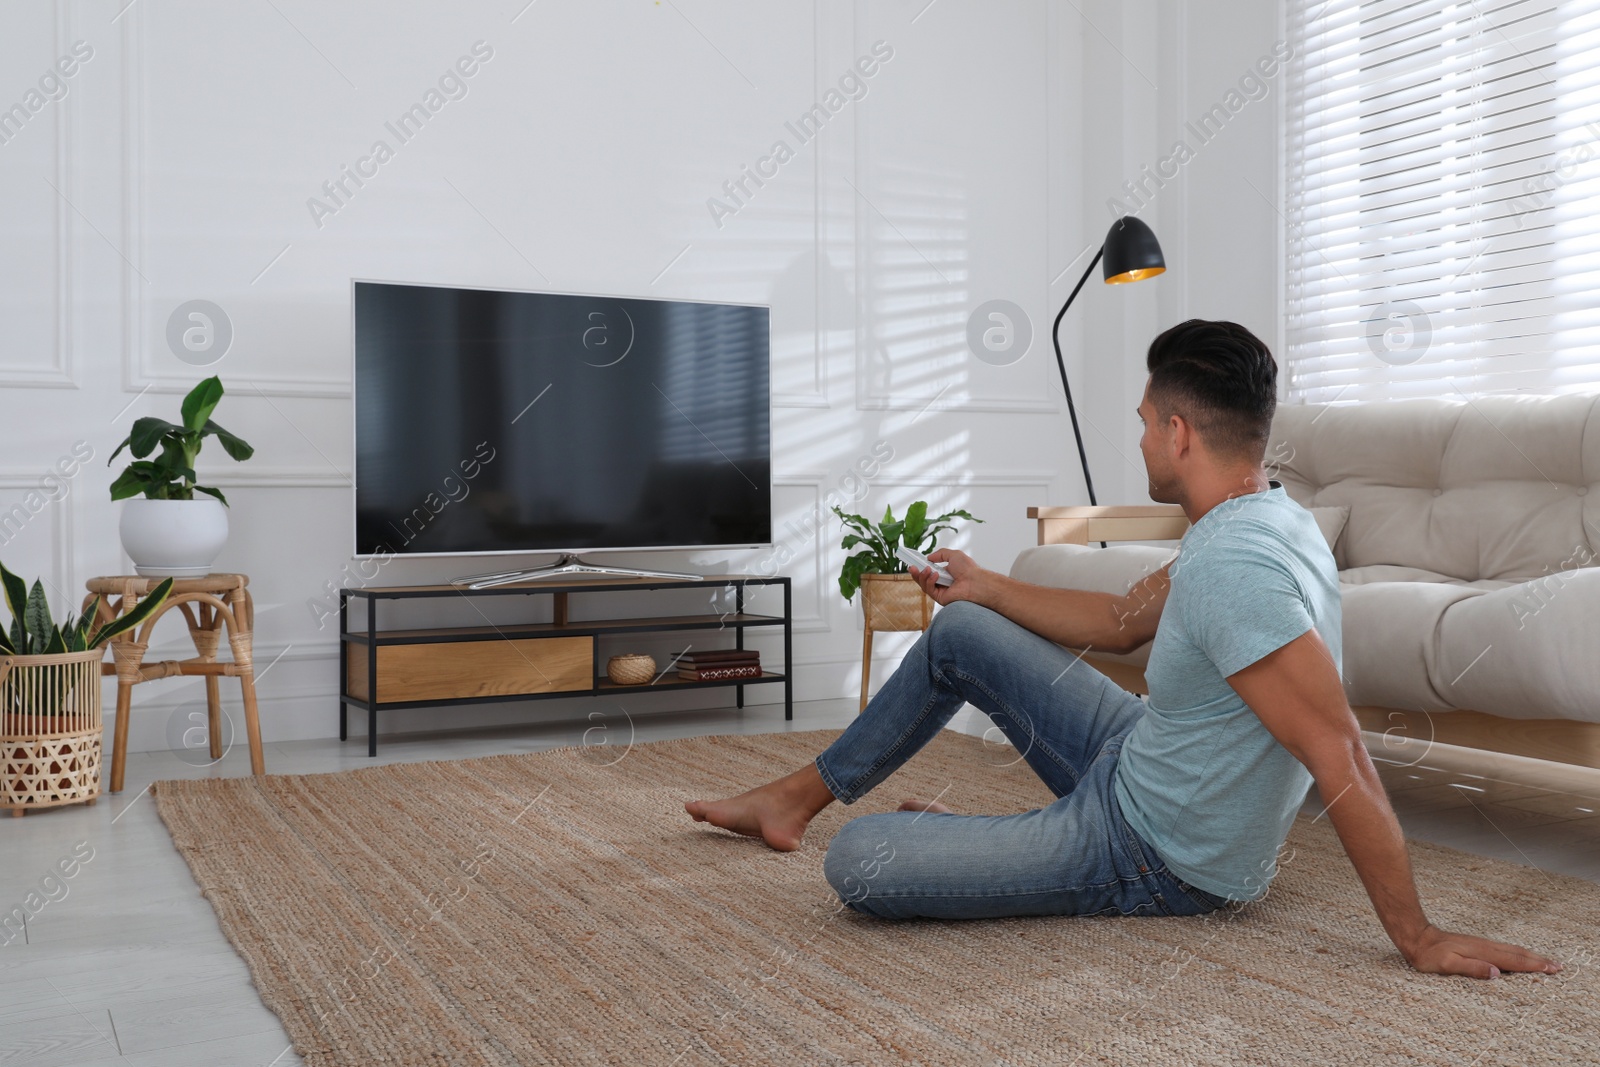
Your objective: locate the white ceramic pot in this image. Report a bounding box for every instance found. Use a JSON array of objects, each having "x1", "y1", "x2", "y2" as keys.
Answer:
[{"x1": 118, "y1": 498, "x2": 229, "y2": 577}]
